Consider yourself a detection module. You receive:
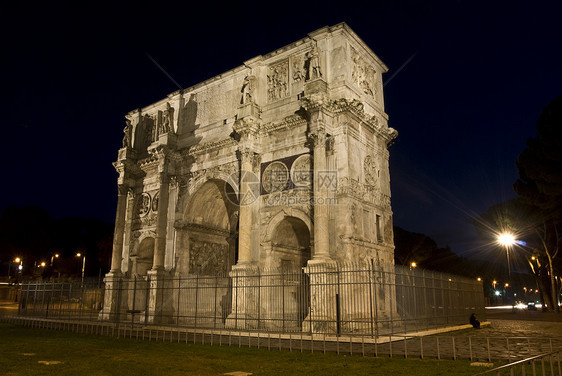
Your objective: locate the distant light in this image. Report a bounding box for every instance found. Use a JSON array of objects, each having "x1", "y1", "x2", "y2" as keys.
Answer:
[
  {"x1": 14, "y1": 257, "x2": 21, "y2": 263},
  {"x1": 410, "y1": 262, "x2": 417, "y2": 268},
  {"x1": 55, "y1": 254, "x2": 59, "y2": 258},
  {"x1": 515, "y1": 303, "x2": 526, "y2": 309},
  {"x1": 515, "y1": 240, "x2": 527, "y2": 246},
  {"x1": 498, "y1": 233, "x2": 516, "y2": 246},
  {"x1": 505, "y1": 283, "x2": 509, "y2": 287},
  {"x1": 495, "y1": 291, "x2": 501, "y2": 296},
  {"x1": 477, "y1": 277, "x2": 482, "y2": 282},
  {"x1": 18, "y1": 265, "x2": 23, "y2": 271},
  {"x1": 40, "y1": 262, "x2": 46, "y2": 267},
  {"x1": 76, "y1": 253, "x2": 81, "y2": 257}
]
